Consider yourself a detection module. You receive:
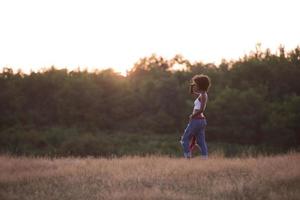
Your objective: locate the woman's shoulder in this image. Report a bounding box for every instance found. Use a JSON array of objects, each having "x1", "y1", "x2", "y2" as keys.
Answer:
[{"x1": 198, "y1": 92, "x2": 208, "y2": 100}]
